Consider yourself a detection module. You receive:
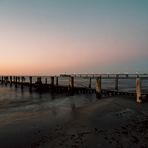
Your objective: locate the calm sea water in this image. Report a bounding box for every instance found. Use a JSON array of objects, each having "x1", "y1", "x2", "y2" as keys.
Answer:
[
  {"x1": 0, "y1": 83, "x2": 96, "y2": 116},
  {"x1": 0, "y1": 77, "x2": 148, "y2": 119}
]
